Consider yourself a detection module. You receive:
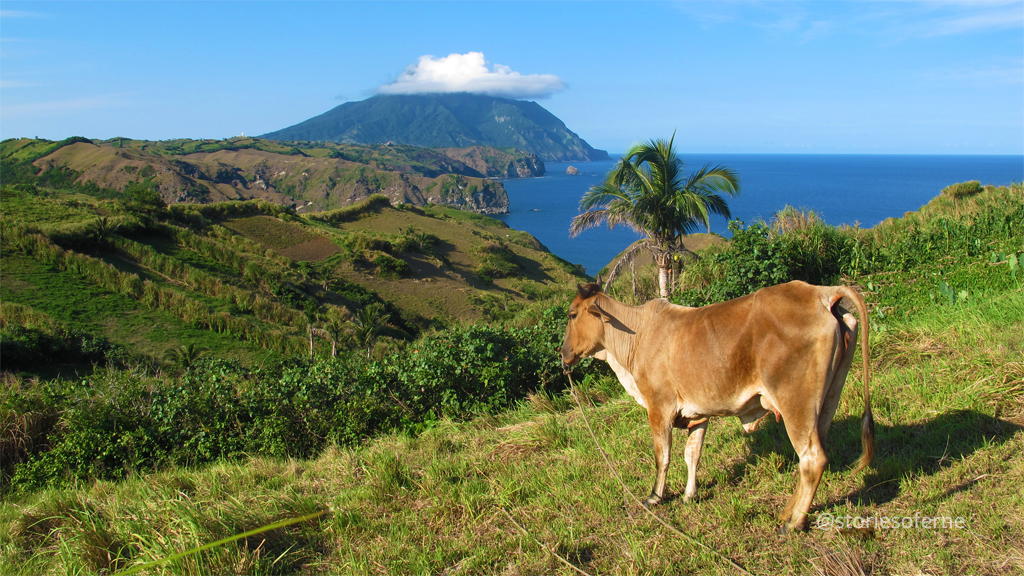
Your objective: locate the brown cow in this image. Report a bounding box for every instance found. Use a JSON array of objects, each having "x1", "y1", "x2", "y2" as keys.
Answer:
[{"x1": 560, "y1": 280, "x2": 873, "y2": 532}]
